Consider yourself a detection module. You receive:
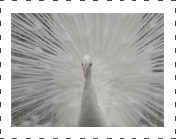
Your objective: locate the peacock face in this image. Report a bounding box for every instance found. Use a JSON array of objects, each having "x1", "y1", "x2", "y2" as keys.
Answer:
[{"x1": 81, "y1": 55, "x2": 92, "y2": 78}]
